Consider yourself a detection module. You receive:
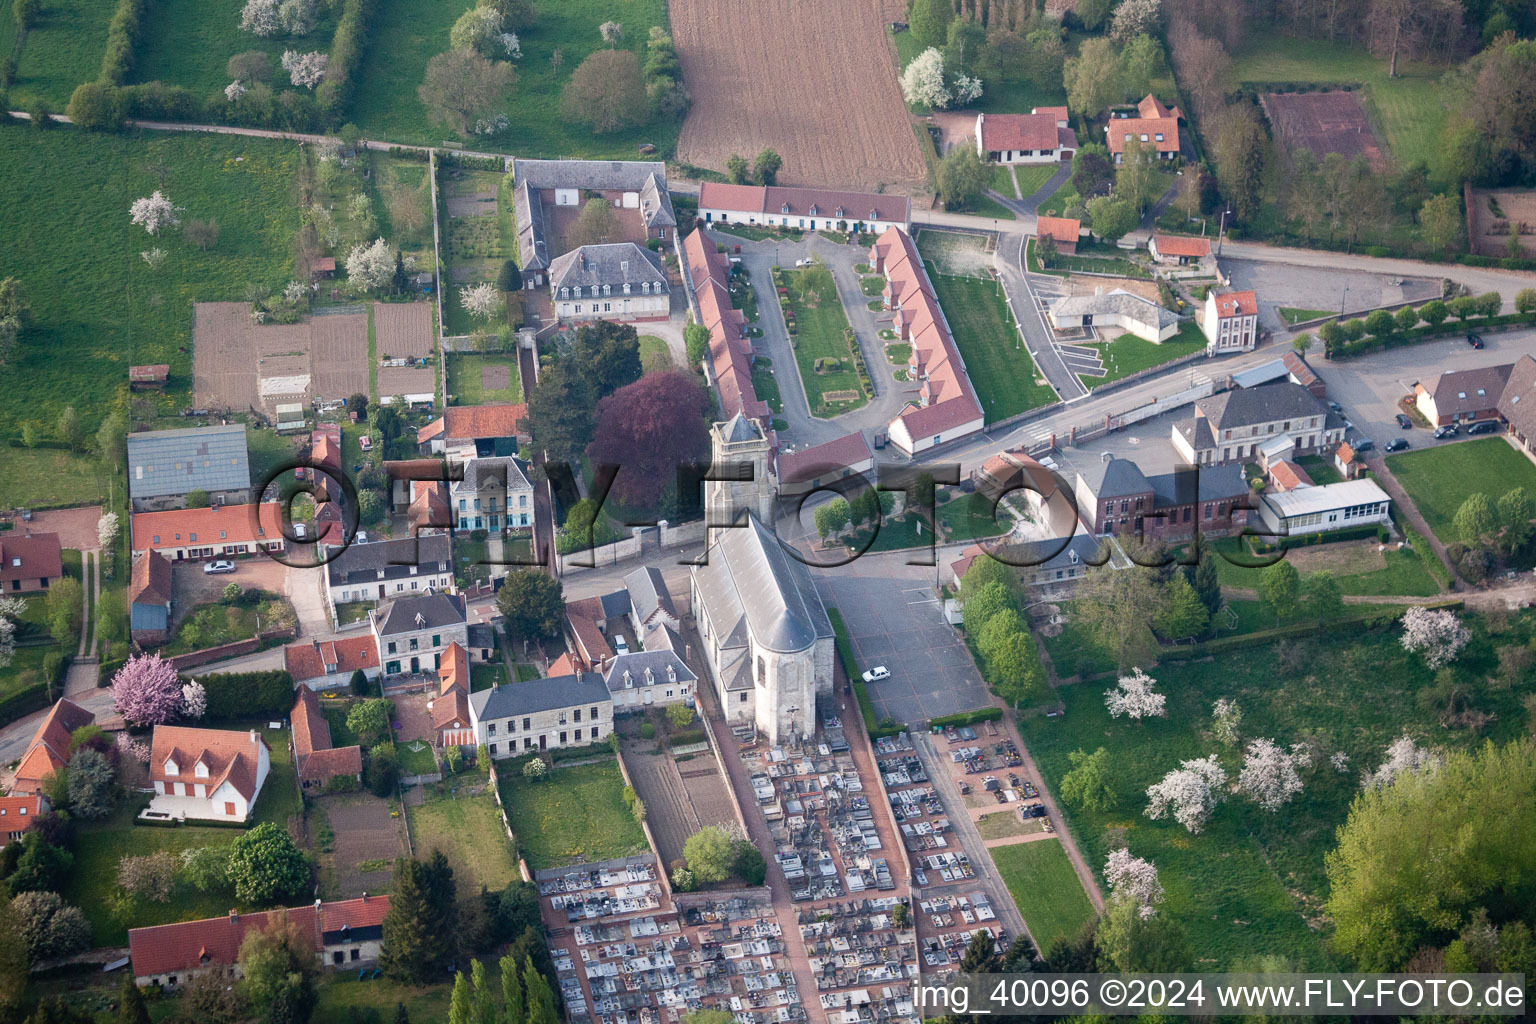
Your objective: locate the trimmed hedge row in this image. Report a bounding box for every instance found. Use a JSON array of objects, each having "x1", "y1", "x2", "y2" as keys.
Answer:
[
  {"x1": 929, "y1": 707, "x2": 1004, "y2": 729},
  {"x1": 316, "y1": 0, "x2": 379, "y2": 120},
  {"x1": 99, "y1": 0, "x2": 147, "y2": 85},
  {"x1": 186, "y1": 670, "x2": 296, "y2": 720},
  {"x1": 1326, "y1": 312, "x2": 1536, "y2": 360},
  {"x1": 0, "y1": 682, "x2": 51, "y2": 728}
]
